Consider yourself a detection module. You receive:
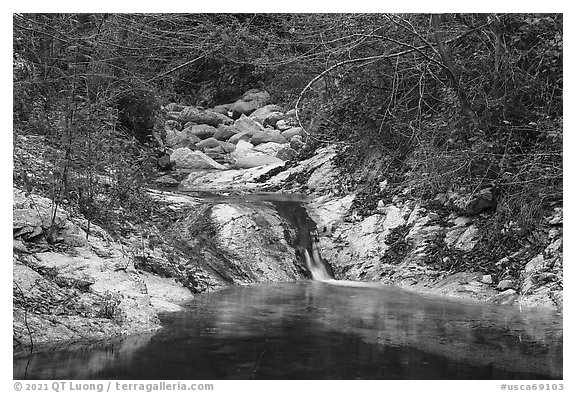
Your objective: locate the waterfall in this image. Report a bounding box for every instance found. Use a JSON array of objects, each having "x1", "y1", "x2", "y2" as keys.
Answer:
[
  {"x1": 269, "y1": 197, "x2": 334, "y2": 281},
  {"x1": 304, "y1": 246, "x2": 332, "y2": 281}
]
